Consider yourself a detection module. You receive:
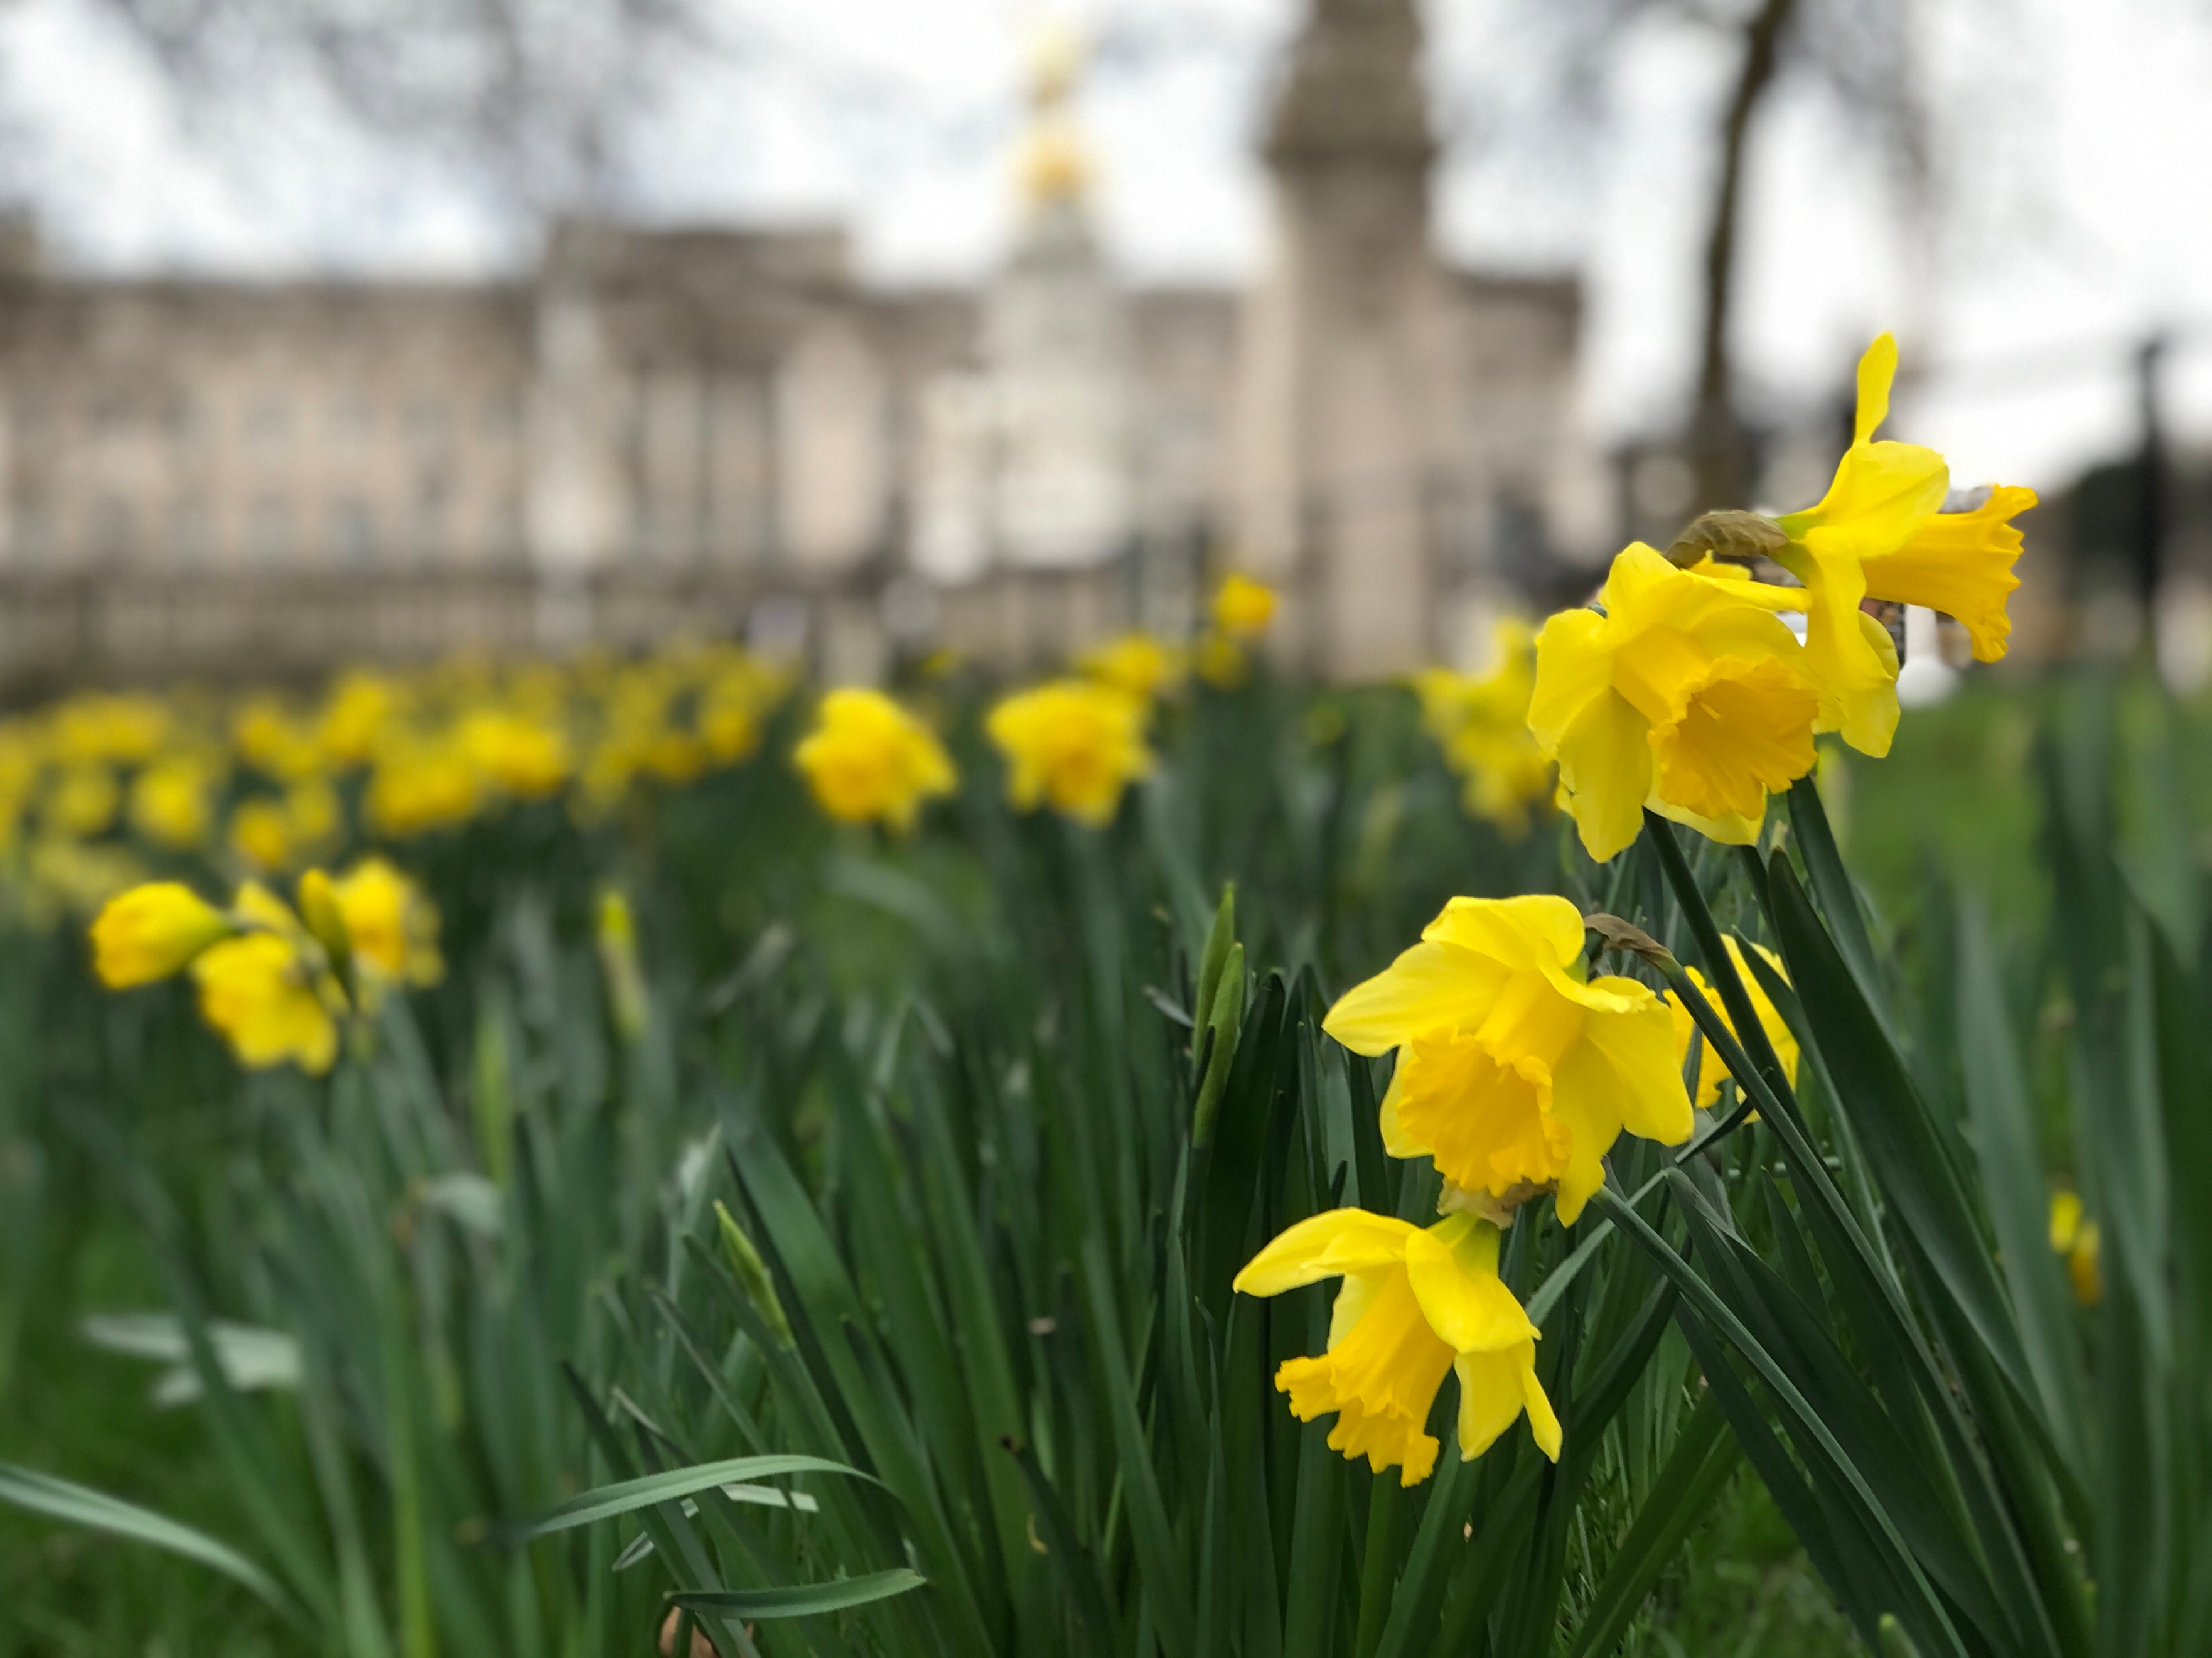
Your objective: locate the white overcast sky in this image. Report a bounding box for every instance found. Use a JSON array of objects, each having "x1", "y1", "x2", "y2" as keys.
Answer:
[{"x1": 4, "y1": 0, "x2": 2211, "y2": 499}]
